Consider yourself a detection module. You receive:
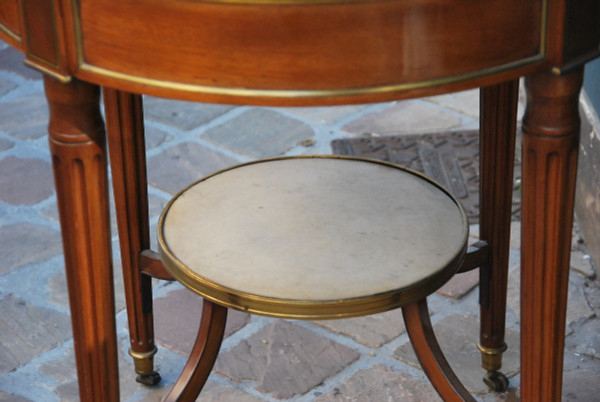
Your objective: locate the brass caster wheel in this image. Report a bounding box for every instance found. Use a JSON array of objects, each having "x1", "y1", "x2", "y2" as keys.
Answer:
[
  {"x1": 136, "y1": 371, "x2": 161, "y2": 386},
  {"x1": 483, "y1": 370, "x2": 509, "y2": 393}
]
